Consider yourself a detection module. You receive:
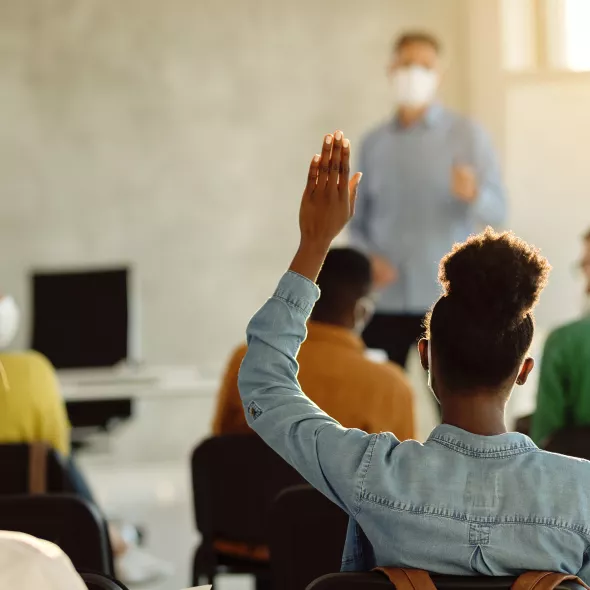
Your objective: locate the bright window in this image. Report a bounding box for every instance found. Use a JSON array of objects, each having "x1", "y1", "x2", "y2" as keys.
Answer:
[
  {"x1": 563, "y1": 0, "x2": 590, "y2": 71},
  {"x1": 501, "y1": 0, "x2": 537, "y2": 71},
  {"x1": 502, "y1": 0, "x2": 590, "y2": 72}
]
